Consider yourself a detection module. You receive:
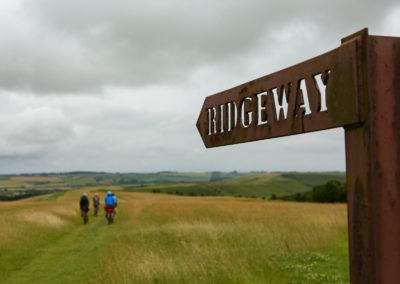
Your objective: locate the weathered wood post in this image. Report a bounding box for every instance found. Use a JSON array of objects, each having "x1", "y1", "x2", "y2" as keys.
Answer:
[
  {"x1": 196, "y1": 28, "x2": 400, "y2": 283},
  {"x1": 343, "y1": 29, "x2": 400, "y2": 283}
]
